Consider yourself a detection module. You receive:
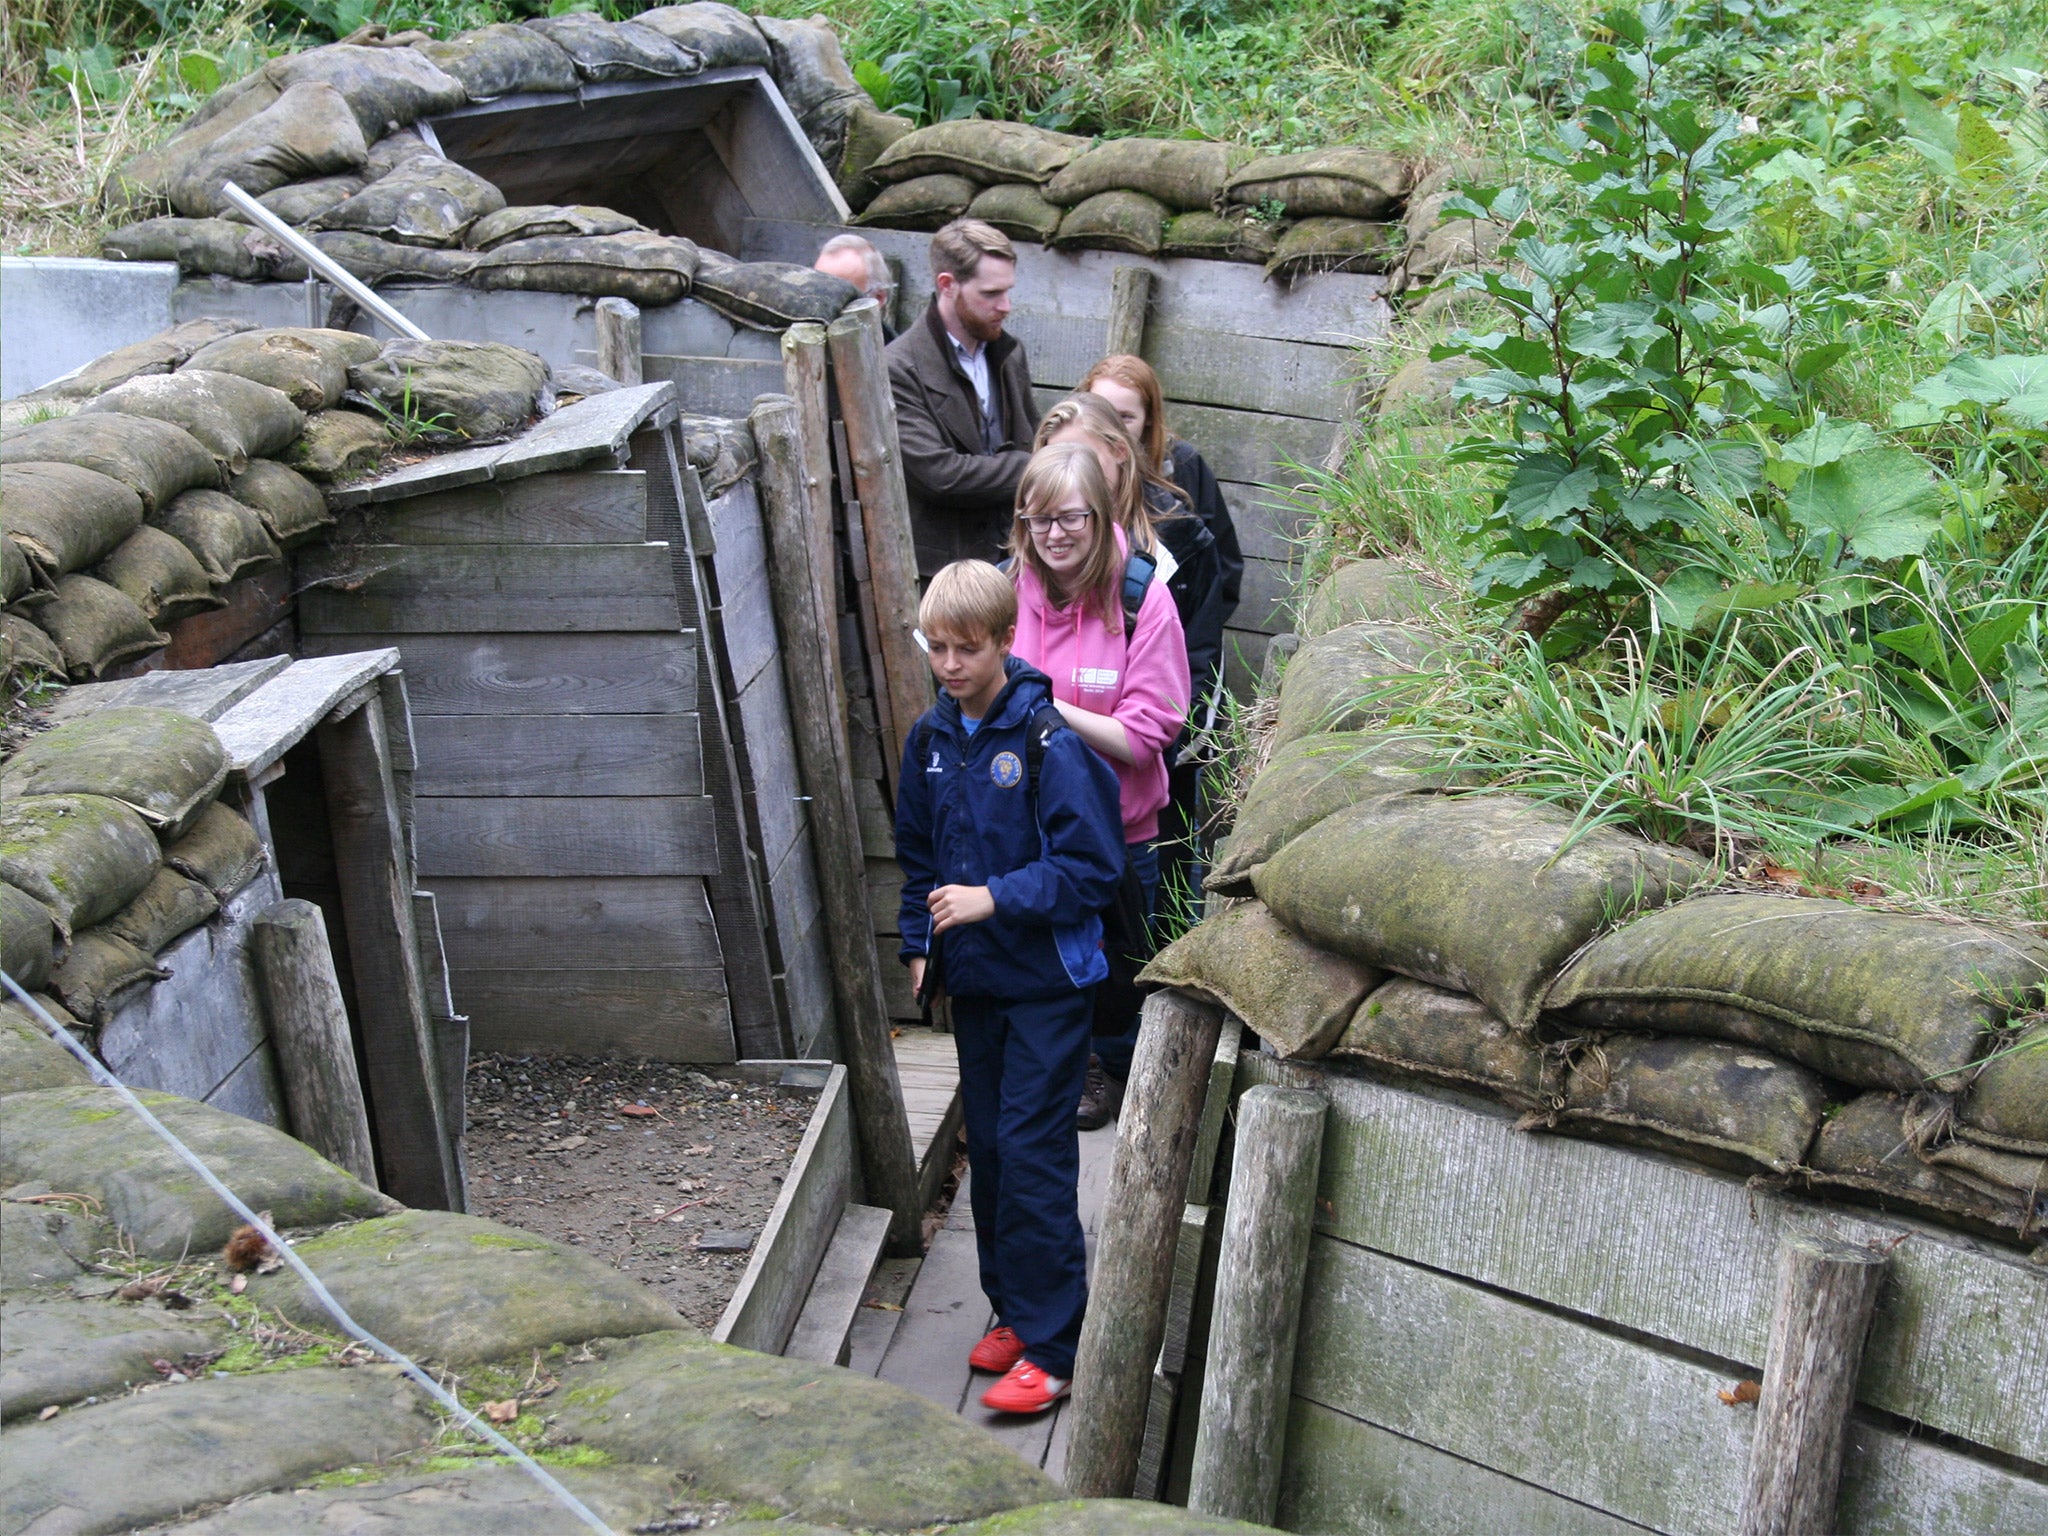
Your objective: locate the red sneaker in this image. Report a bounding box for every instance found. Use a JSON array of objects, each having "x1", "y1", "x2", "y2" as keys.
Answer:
[
  {"x1": 968, "y1": 1325, "x2": 1024, "y2": 1374},
  {"x1": 981, "y1": 1359, "x2": 1069, "y2": 1414}
]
